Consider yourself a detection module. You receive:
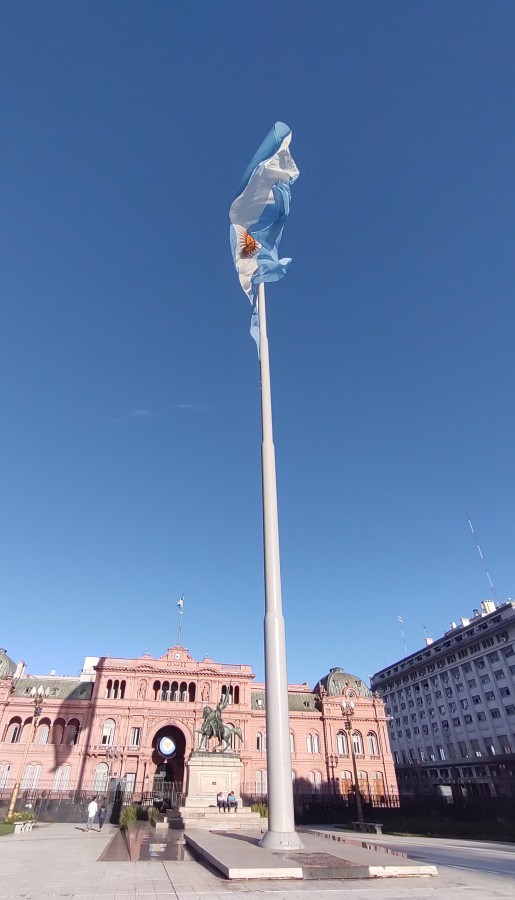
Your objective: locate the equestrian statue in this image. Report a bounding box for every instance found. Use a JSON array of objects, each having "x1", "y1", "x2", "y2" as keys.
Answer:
[{"x1": 196, "y1": 689, "x2": 243, "y2": 752}]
